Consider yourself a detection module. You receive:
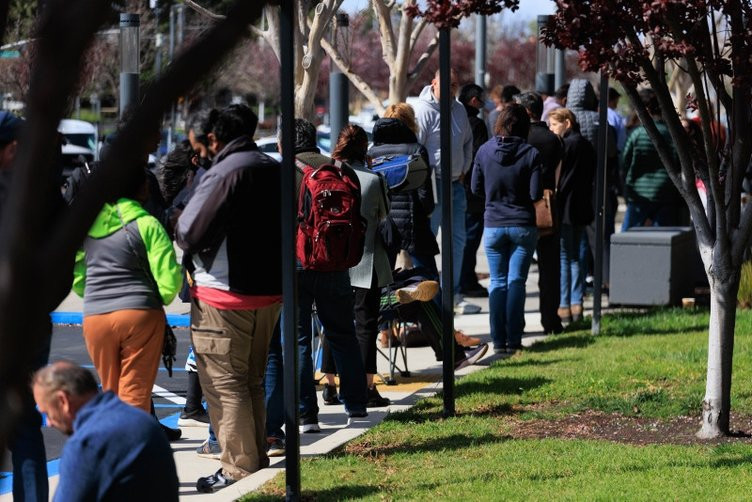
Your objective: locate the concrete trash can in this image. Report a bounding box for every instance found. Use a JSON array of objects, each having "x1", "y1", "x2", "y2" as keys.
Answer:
[{"x1": 609, "y1": 226, "x2": 705, "y2": 306}]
